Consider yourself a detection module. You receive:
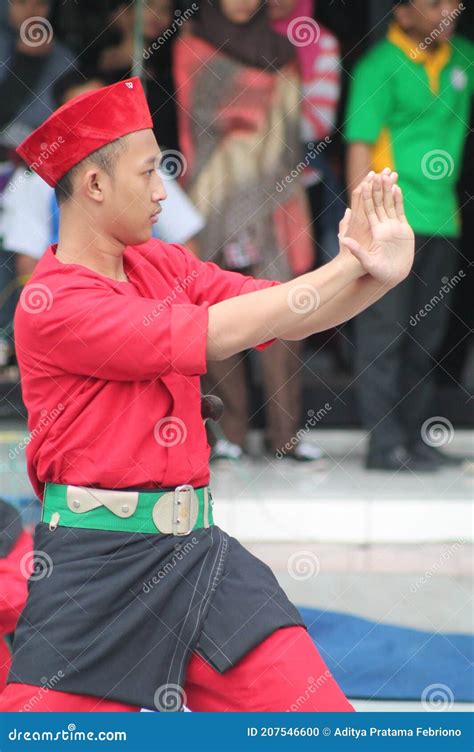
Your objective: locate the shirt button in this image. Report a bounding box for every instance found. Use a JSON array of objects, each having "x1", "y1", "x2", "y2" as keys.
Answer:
[{"x1": 122, "y1": 504, "x2": 130, "y2": 514}]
